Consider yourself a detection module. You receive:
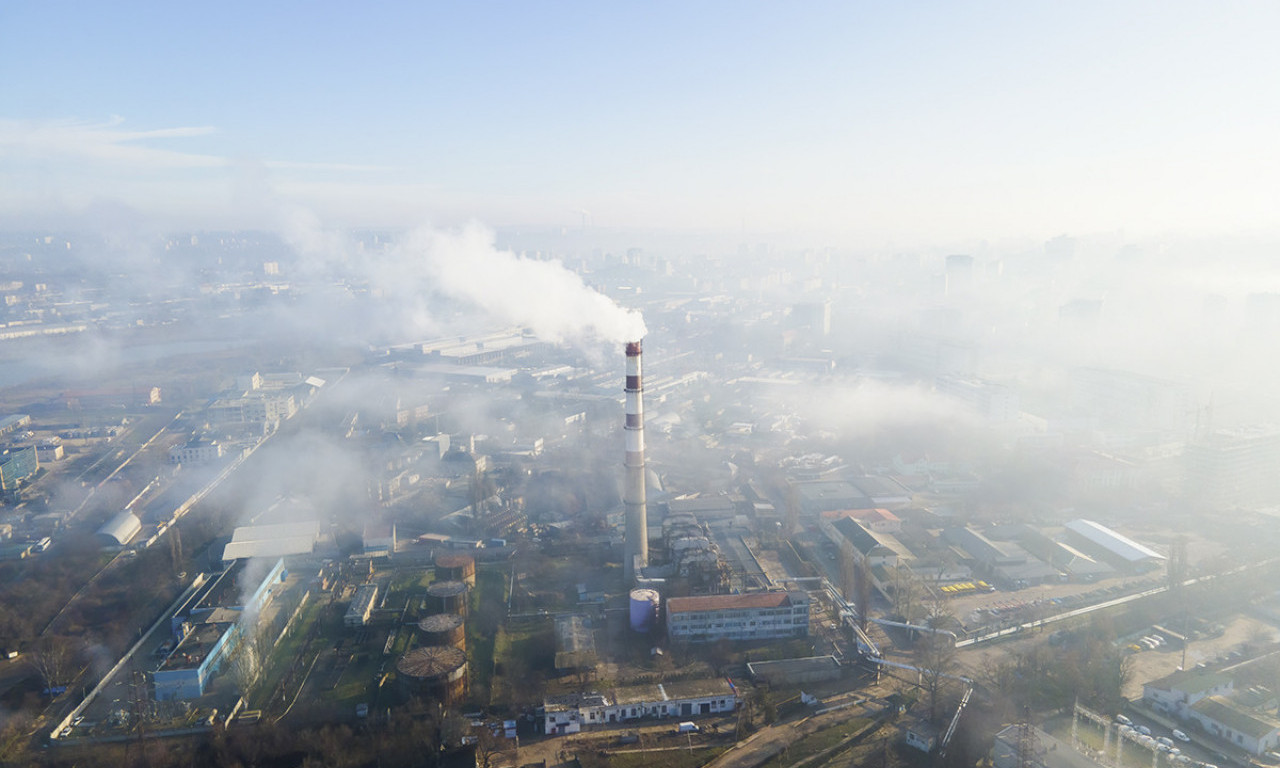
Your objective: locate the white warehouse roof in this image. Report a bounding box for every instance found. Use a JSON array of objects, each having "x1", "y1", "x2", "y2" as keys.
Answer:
[
  {"x1": 97, "y1": 511, "x2": 142, "y2": 547},
  {"x1": 1065, "y1": 519, "x2": 1165, "y2": 563},
  {"x1": 222, "y1": 521, "x2": 319, "y2": 562}
]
